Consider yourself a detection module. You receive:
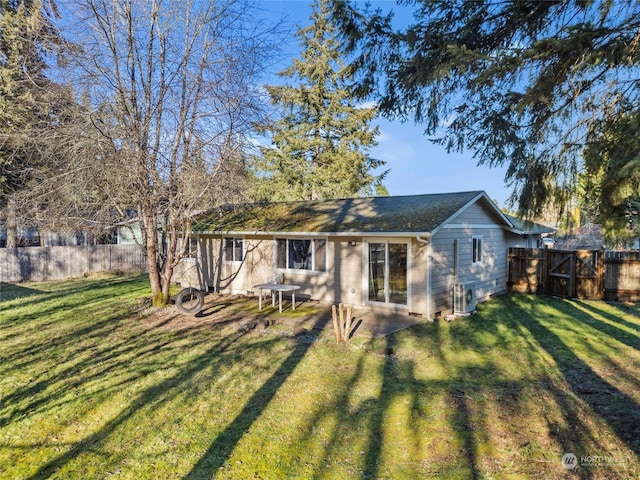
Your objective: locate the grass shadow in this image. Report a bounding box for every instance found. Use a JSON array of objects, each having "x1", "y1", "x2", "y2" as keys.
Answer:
[
  {"x1": 361, "y1": 334, "x2": 397, "y2": 479},
  {"x1": 510, "y1": 296, "x2": 640, "y2": 457},
  {"x1": 182, "y1": 310, "x2": 331, "y2": 479},
  {"x1": 24, "y1": 327, "x2": 254, "y2": 480},
  {"x1": 573, "y1": 301, "x2": 640, "y2": 343},
  {"x1": 194, "y1": 302, "x2": 232, "y2": 318},
  {"x1": 0, "y1": 283, "x2": 44, "y2": 302},
  {"x1": 0, "y1": 274, "x2": 148, "y2": 317}
]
